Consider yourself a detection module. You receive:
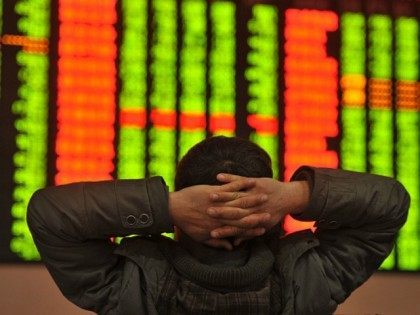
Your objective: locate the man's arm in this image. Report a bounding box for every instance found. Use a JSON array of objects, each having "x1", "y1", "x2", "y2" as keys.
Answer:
[
  {"x1": 27, "y1": 176, "x2": 270, "y2": 312},
  {"x1": 290, "y1": 167, "x2": 409, "y2": 306},
  {"x1": 208, "y1": 167, "x2": 410, "y2": 307},
  {"x1": 27, "y1": 177, "x2": 171, "y2": 313}
]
